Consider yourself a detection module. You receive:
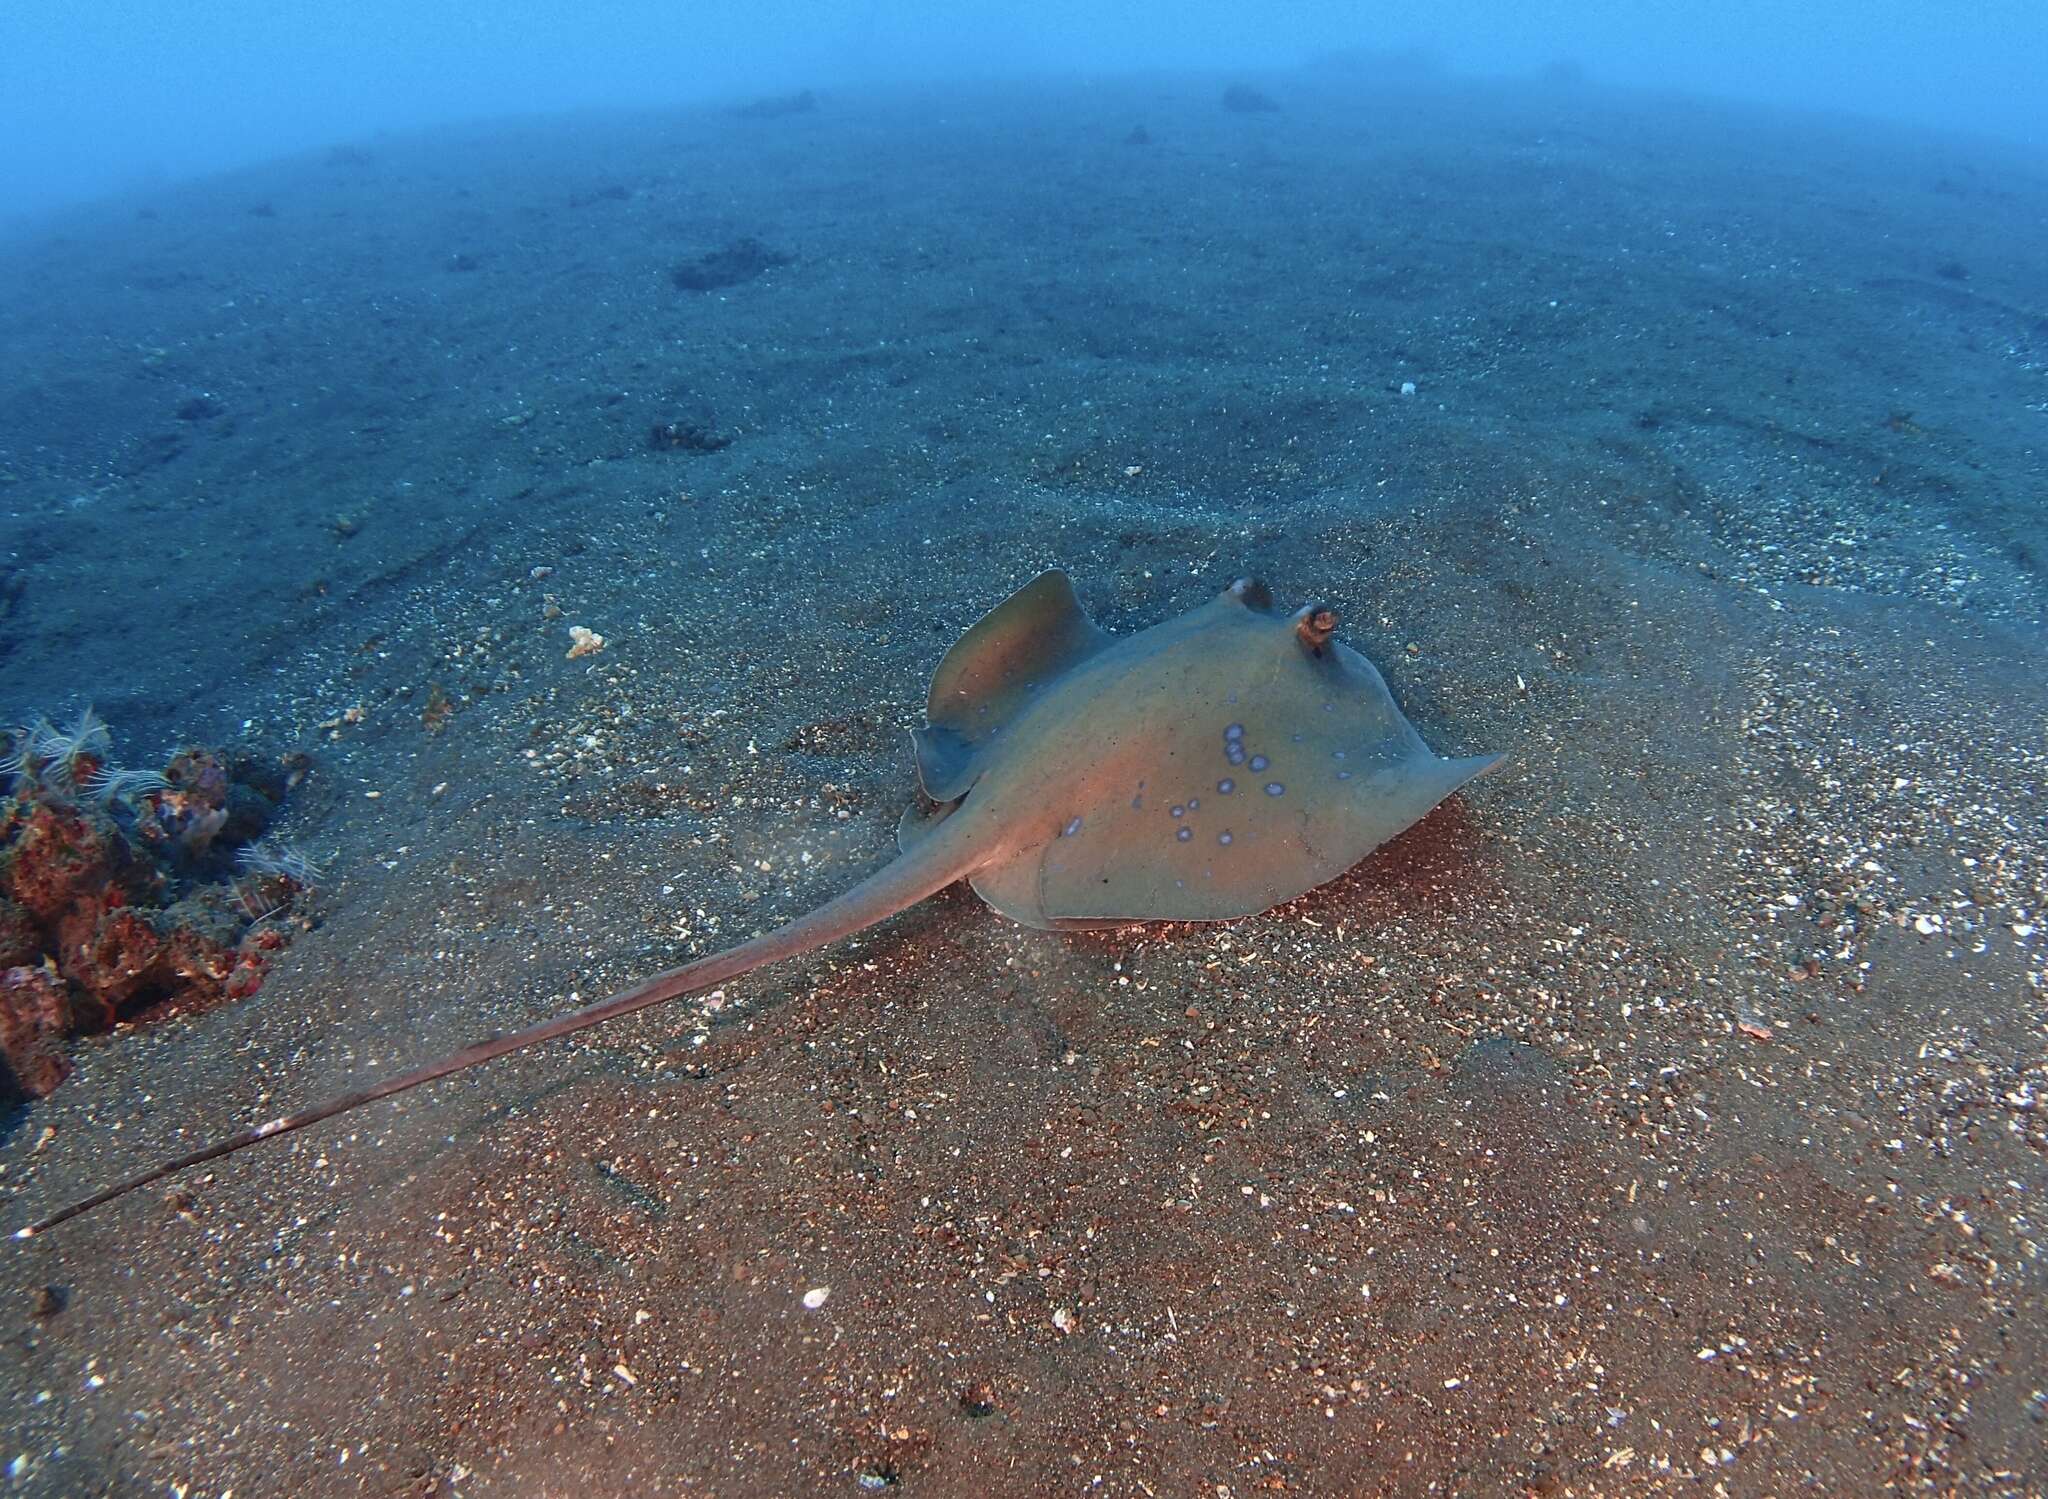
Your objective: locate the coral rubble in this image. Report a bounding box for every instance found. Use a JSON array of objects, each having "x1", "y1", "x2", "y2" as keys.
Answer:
[{"x1": 0, "y1": 712, "x2": 316, "y2": 1101}]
